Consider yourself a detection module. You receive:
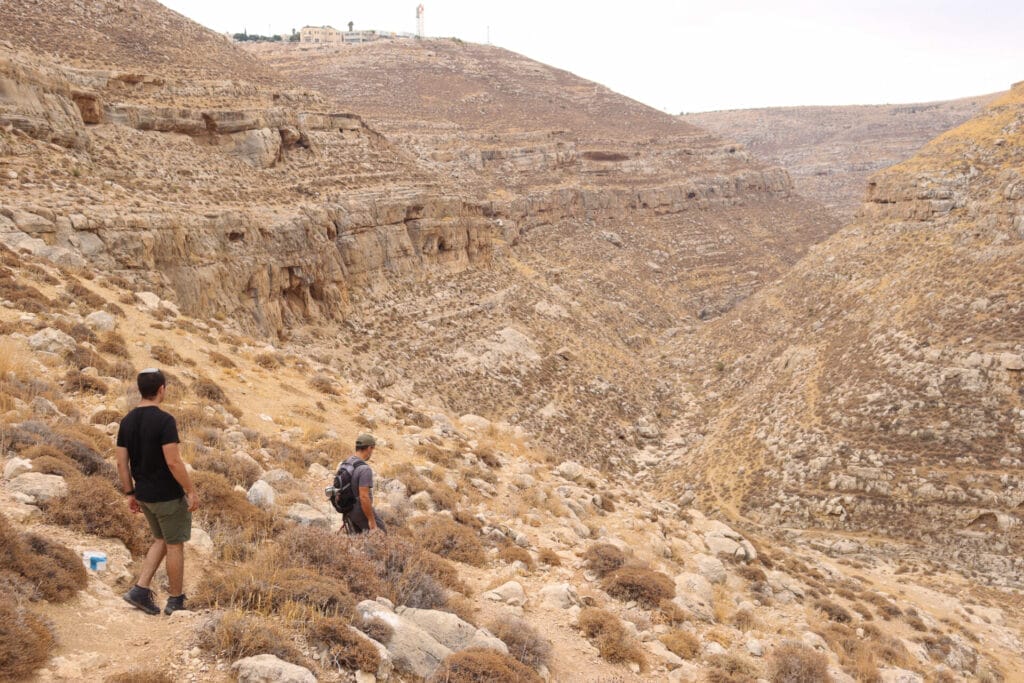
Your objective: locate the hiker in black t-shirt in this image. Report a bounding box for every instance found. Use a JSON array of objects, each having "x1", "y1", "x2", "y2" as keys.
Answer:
[
  {"x1": 341, "y1": 433, "x2": 386, "y2": 535},
  {"x1": 115, "y1": 368, "x2": 199, "y2": 616}
]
